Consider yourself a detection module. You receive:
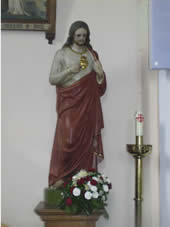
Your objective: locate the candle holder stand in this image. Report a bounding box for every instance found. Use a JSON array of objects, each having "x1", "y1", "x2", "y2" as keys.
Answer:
[{"x1": 127, "y1": 136, "x2": 152, "y2": 227}]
